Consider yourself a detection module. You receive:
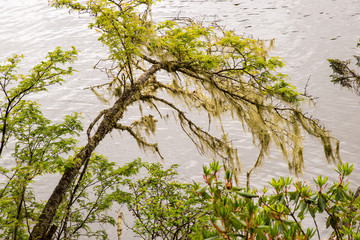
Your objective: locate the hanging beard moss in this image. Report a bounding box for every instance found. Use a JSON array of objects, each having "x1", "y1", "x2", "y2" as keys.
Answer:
[{"x1": 49, "y1": 0, "x2": 340, "y2": 181}]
